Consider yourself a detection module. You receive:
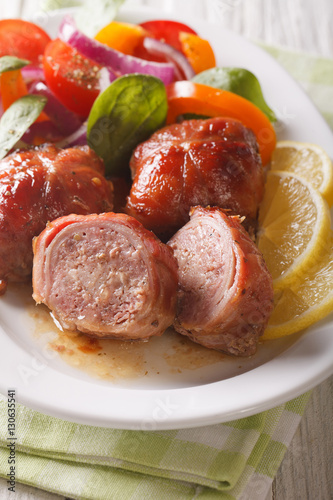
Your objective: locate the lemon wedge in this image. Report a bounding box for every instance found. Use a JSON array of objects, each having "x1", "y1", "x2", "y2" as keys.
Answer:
[
  {"x1": 270, "y1": 141, "x2": 333, "y2": 206},
  {"x1": 263, "y1": 233, "x2": 333, "y2": 339},
  {"x1": 257, "y1": 170, "x2": 331, "y2": 289}
]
